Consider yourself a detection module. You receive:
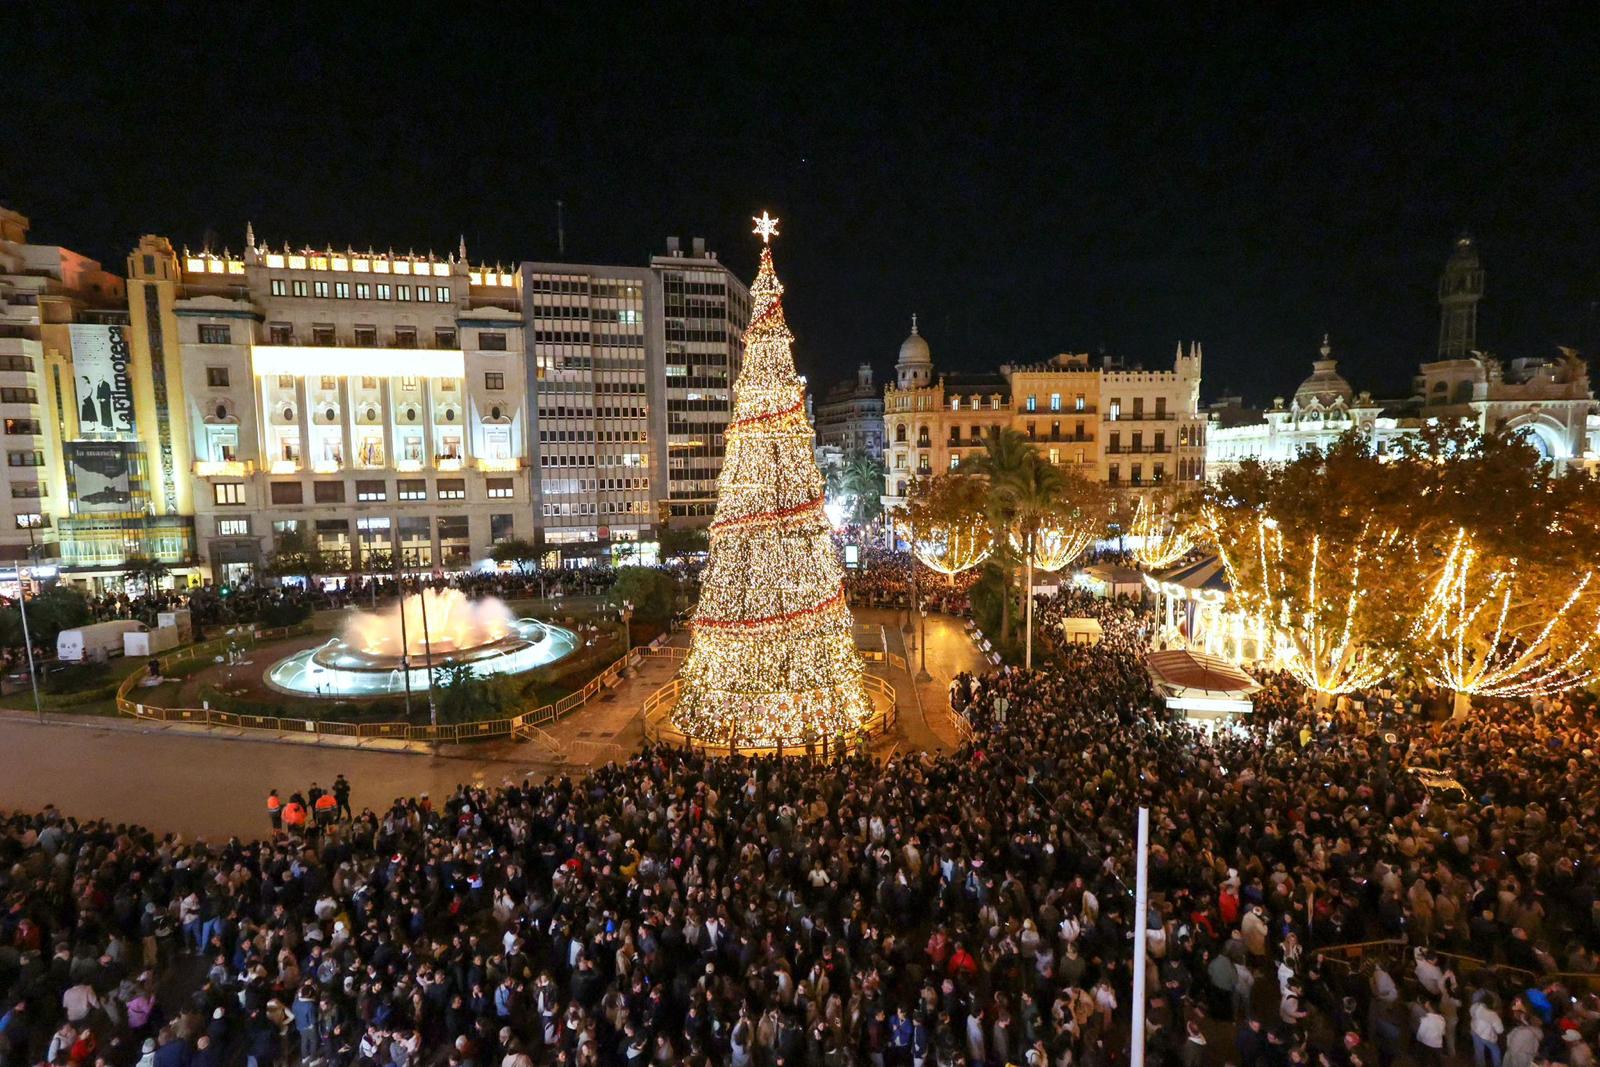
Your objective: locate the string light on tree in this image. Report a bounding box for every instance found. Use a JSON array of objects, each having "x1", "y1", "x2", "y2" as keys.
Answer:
[
  {"x1": 913, "y1": 523, "x2": 993, "y2": 579},
  {"x1": 1131, "y1": 494, "x2": 1195, "y2": 570},
  {"x1": 1009, "y1": 519, "x2": 1096, "y2": 574},
  {"x1": 670, "y1": 215, "x2": 872, "y2": 750},
  {"x1": 1213, "y1": 512, "x2": 1398, "y2": 698},
  {"x1": 1416, "y1": 527, "x2": 1600, "y2": 704}
]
